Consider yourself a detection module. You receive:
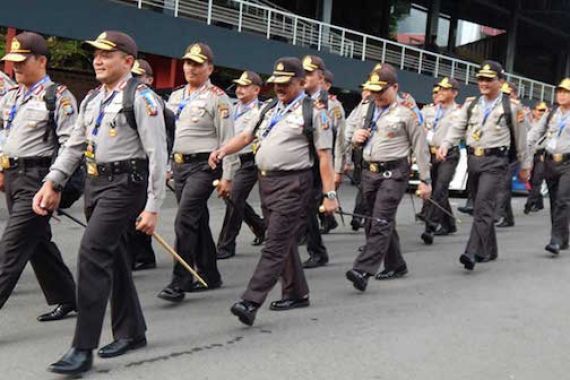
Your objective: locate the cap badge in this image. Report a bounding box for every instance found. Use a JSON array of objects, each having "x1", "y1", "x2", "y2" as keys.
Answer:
[
  {"x1": 190, "y1": 44, "x2": 201, "y2": 55},
  {"x1": 240, "y1": 72, "x2": 248, "y2": 81},
  {"x1": 10, "y1": 39, "x2": 21, "y2": 52},
  {"x1": 97, "y1": 32, "x2": 107, "y2": 41},
  {"x1": 276, "y1": 62, "x2": 284, "y2": 71}
]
